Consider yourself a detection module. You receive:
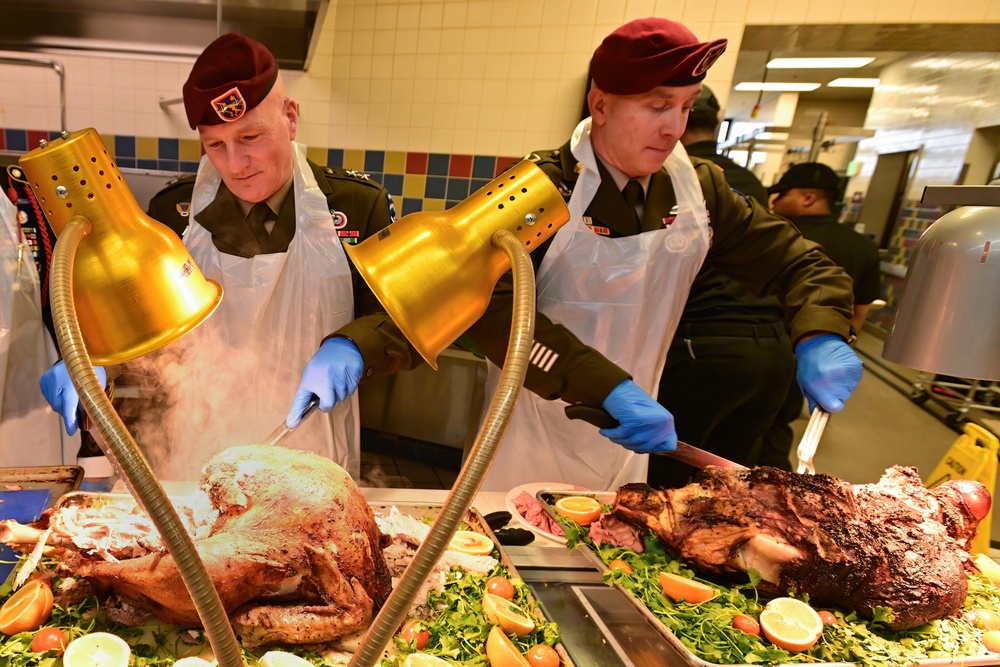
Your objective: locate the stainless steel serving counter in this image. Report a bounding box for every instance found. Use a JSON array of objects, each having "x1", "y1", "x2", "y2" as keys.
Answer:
[{"x1": 362, "y1": 487, "x2": 683, "y2": 667}]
